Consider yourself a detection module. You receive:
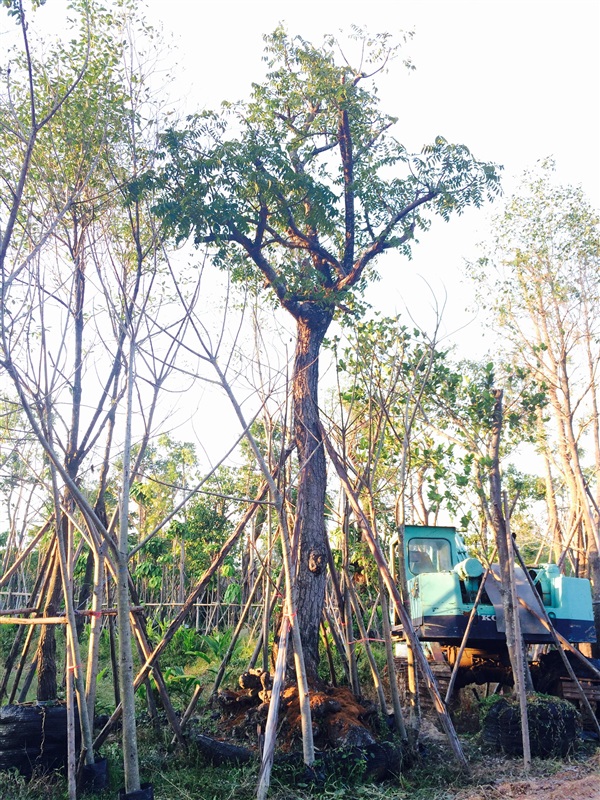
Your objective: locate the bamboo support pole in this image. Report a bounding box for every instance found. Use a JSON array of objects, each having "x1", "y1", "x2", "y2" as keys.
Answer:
[
  {"x1": 65, "y1": 634, "x2": 77, "y2": 800},
  {"x1": 323, "y1": 541, "x2": 351, "y2": 682},
  {"x1": 510, "y1": 540, "x2": 600, "y2": 737},
  {"x1": 93, "y1": 477, "x2": 271, "y2": 750},
  {"x1": 108, "y1": 611, "x2": 120, "y2": 707},
  {"x1": 444, "y1": 555, "x2": 496, "y2": 705},
  {"x1": 379, "y1": 575, "x2": 407, "y2": 739},
  {"x1": 210, "y1": 560, "x2": 267, "y2": 699},
  {"x1": 345, "y1": 568, "x2": 387, "y2": 716},
  {"x1": 16, "y1": 652, "x2": 37, "y2": 704},
  {"x1": 1, "y1": 625, "x2": 27, "y2": 703},
  {"x1": 256, "y1": 616, "x2": 290, "y2": 800},
  {"x1": 54, "y1": 515, "x2": 95, "y2": 768},
  {"x1": 320, "y1": 621, "x2": 337, "y2": 685},
  {"x1": 248, "y1": 569, "x2": 284, "y2": 670},
  {"x1": 85, "y1": 543, "x2": 107, "y2": 726},
  {"x1": 172, "y1": 683, "x2": 203, "y2": 743},
  {"x1": 0, "y1": 518, "x2": 53, "y2": 589},
  {"x1": 322, "y1": 604, "x2": 350, "y2": 683},
  {"x1": 503, "y1": 494, "x2": 531, "y2": 770},
  {"x1": 96, "y1": 549, "x2": 185, "y2": 747},
  {"x1": 129, "y1": 611, "x2": 184, "y2": 745},
  {"x1": 323, "y1": 426, "x2": 469, "y2": 771},
  {"x1": 341, "y1": 502, "x2": 361, "y2": 697},
  {"x1": 0, "y1": 615, "x2": 66, "y2": 625},
  {"x1": 279, "y1": 522, "x2": 314, "y2": 769},
  {"x1": 0, "y1": 542, "x2": 55, "y2": 703},
  {"x1": 210, "y1": 362, "x2": 314, "y2": 775}
]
